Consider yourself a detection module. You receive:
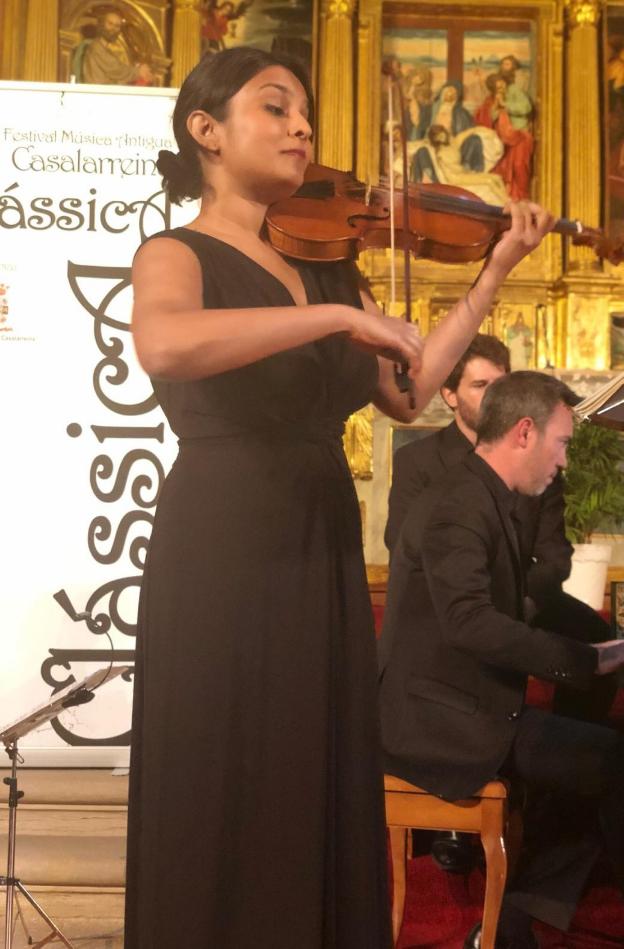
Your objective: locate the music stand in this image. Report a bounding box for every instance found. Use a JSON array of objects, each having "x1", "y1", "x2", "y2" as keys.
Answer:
[
  {"x1": 586, "y1": 383, "x2": 624, "y2": 430},
  {"x1": 0, "y1": 665, "x2": 130, "y2": 949},
  {"x1": 574, "y1": 371, "x2": 624, "y2": 431}
]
